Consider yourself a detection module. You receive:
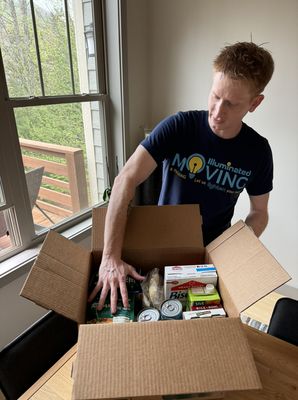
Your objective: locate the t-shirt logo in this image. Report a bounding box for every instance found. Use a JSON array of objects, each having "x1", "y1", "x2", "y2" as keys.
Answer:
[
  {"x1": 170, "y1": 152, "x2": 252, "y2": 194},
  {"x1": 187, "y1": 153, "x2": 205, "y2": 178}
]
